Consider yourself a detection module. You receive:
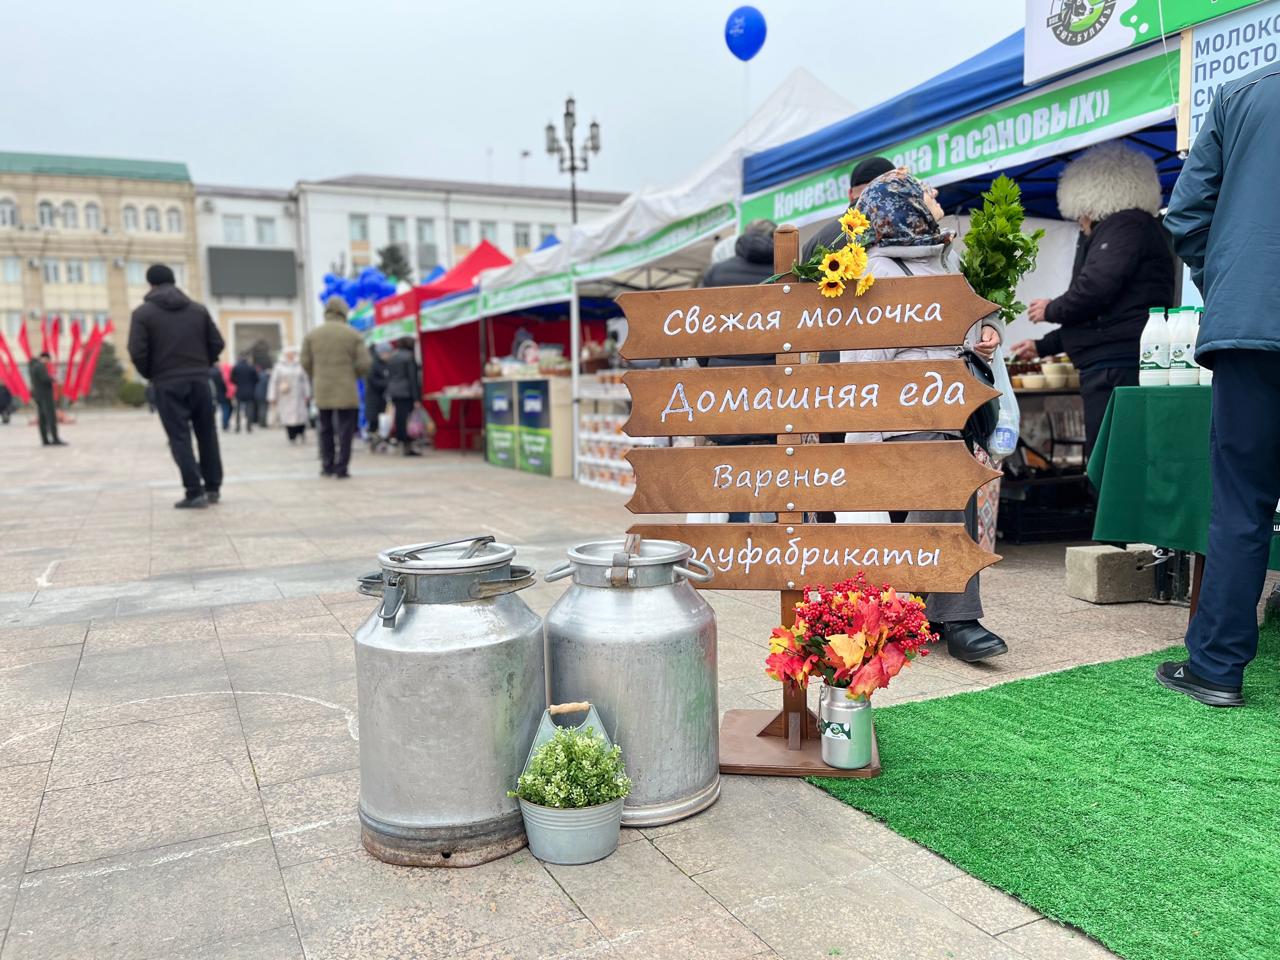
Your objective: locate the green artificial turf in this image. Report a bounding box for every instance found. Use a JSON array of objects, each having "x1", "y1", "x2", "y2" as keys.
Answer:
[{"x1": 811, "y1": 620, "x2": 1280, "y2": 960}]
